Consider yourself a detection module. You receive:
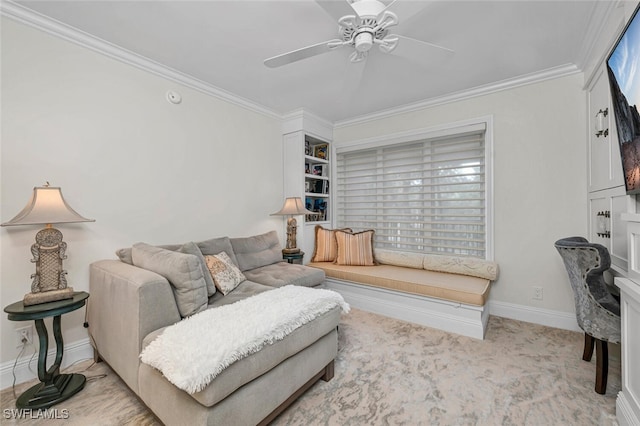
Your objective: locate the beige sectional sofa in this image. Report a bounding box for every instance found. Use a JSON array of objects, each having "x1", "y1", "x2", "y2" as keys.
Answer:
[
  {"x1": 310, "y1": 249, "x2": 498, "y2": 339},
  {"x1": 88, "y1": 231, "x2": 343, "y2": 425}
]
